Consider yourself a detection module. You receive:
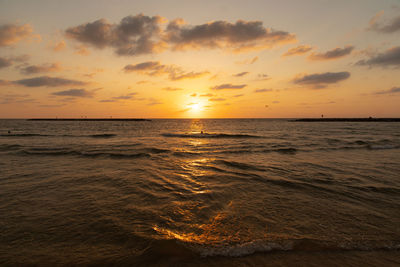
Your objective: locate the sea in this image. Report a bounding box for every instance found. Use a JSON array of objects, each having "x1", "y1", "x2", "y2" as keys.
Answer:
[{"x1": 0, "y1": 119, "x2": 399, "y2": 266}]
